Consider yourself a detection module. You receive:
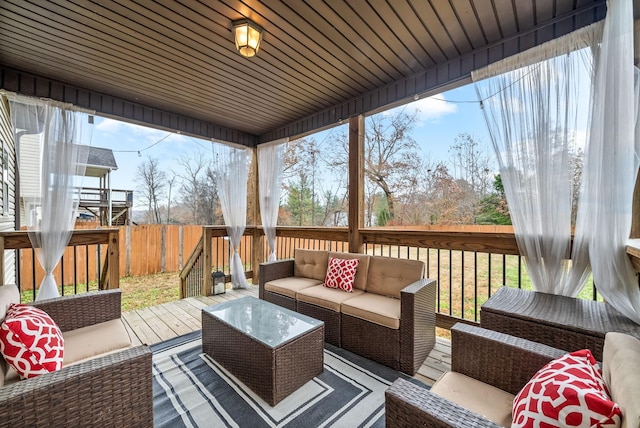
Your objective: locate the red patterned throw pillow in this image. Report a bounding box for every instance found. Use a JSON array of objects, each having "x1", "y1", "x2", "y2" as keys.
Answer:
[
  {"x1": 512, "y1": 349, "x2": 621, "y2": 428},
  {"x1": 0, "y1": 304, "x2": 64, "y2": 379},
  {"x1": 324, "y1": 257, "x2": 360, "y2": 292}
]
